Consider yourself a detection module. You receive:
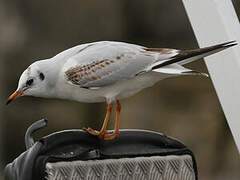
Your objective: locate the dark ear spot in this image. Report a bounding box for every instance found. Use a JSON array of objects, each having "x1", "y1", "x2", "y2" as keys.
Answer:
[{"x1": 39, "y1": 72, "x2": 45, "y2": 80}]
